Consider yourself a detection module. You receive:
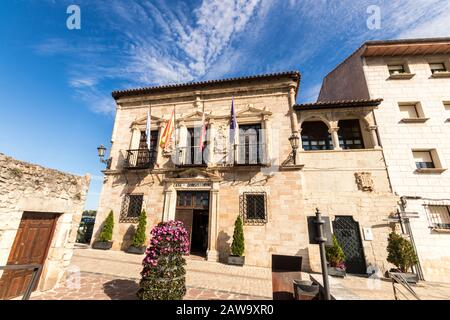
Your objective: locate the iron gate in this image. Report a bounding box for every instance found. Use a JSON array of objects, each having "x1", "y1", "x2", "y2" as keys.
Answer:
[{"x1": 332, "y1": 216, "x2": 366, "y2": 274}]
